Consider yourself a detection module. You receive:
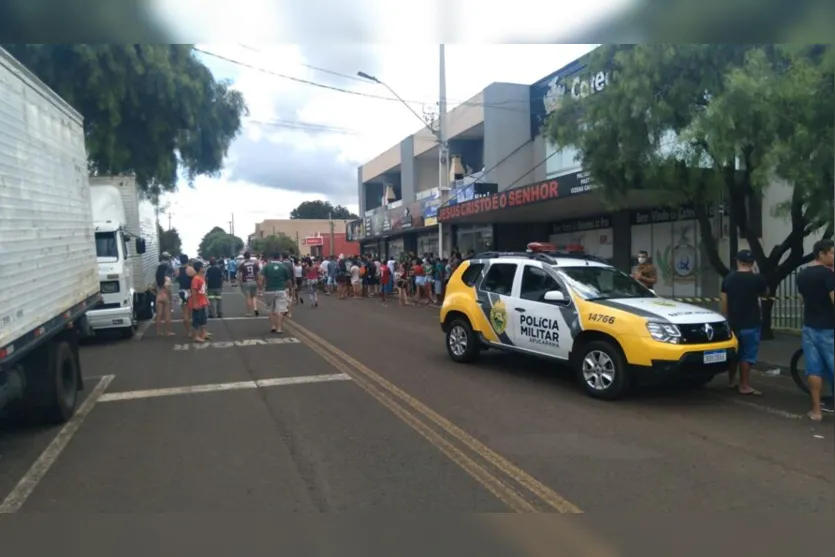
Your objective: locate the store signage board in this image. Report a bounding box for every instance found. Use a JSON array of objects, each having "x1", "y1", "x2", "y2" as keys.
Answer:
[
  {"x1": 438, "y1": 170, "x2": 597, "y2": 222},
  {"x1": 630, "y1": 205, "x2": 716, "y2": 225},
  {"x1": 552, "y1": 215, "x2": 612, "y2": 234}
]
